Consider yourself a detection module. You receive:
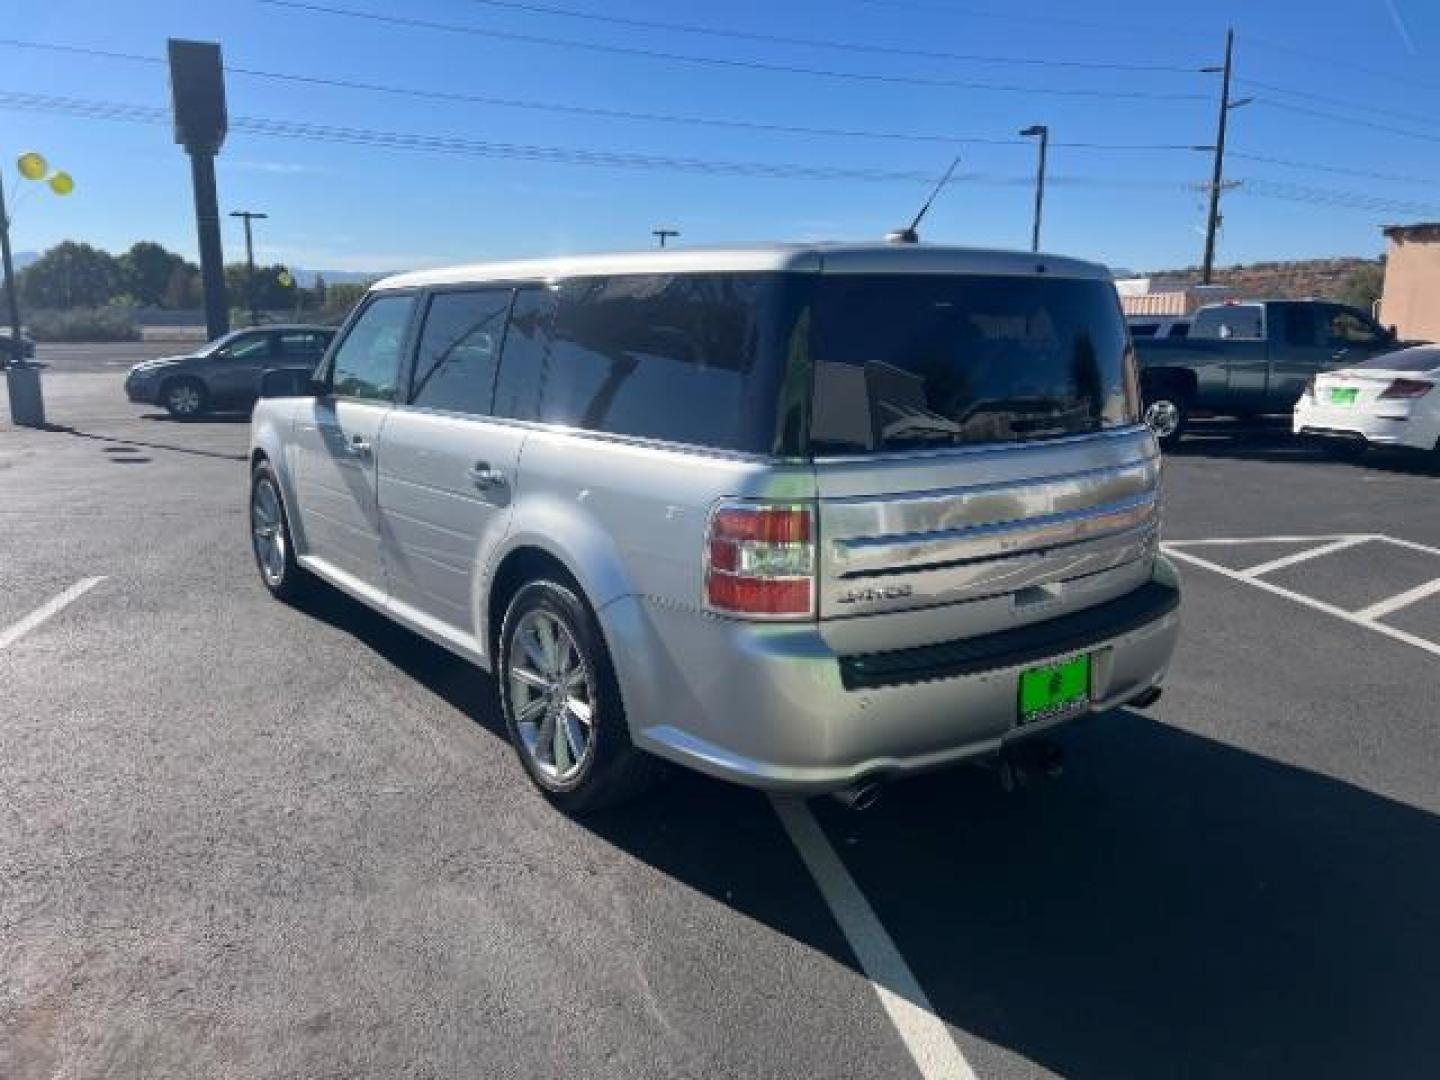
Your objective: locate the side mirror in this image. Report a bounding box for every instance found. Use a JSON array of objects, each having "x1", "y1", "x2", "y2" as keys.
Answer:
[{"x1": 259, "y1": 367, "x2": 322, "y2": 399}]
